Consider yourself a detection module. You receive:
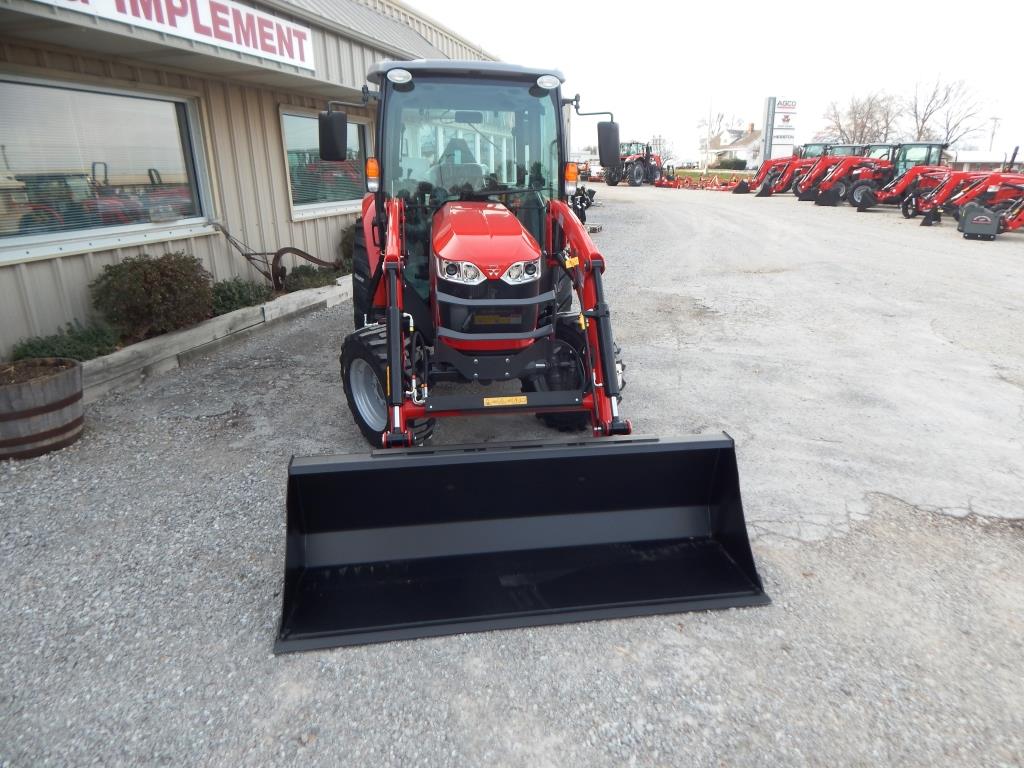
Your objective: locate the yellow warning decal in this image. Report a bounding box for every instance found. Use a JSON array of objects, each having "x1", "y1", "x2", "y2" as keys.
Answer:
[
  {"x1": 564, "y1": 255, "x2": 580, "y2": 269},
  {"x1": 483, "y1": 395, "x2": 528, "y2": 407}
]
